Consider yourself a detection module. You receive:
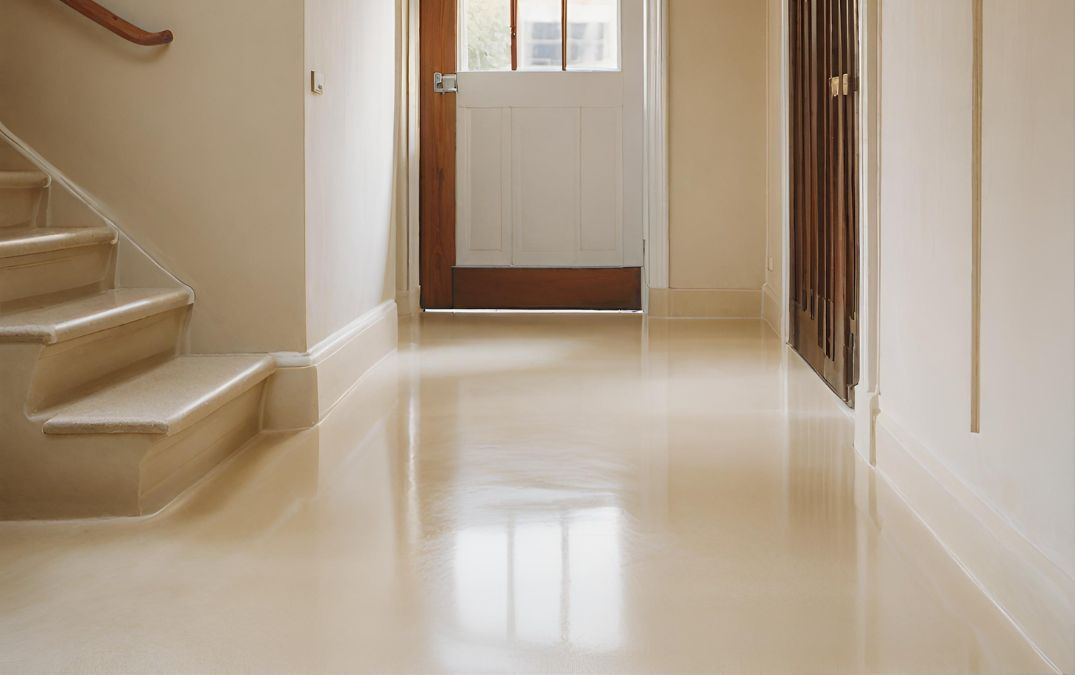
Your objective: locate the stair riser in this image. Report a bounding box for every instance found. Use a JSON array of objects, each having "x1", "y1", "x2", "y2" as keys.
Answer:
[
  {"x1": 0, "y1": 244, "x2": 114, "y2": 307},
  {"x1": 0, "y1": 189, "x2": 45, "y2": 229},
  {"x1": 139, "y1": 382, "x2": 266, "y2": 514},
  {"x1": 0, "y1": 429, "x2": 145, "y2": 519},
  {"x1": 27, "y1": 307, "x2": 190, "y2": 412},
  {"x1": 0, "y1": 382, "x2": 264, "y2": 519}
]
